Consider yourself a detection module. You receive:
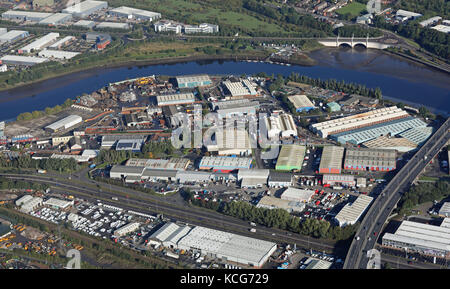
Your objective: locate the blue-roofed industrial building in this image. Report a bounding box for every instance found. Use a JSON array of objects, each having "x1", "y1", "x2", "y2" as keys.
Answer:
[
  {"x1": 115, "y1": 139, "x2": 144, "y2": 152},
  {"x1": 398, "y1": 126, "x2": 434, "y2": 146},
  {"x1": 176, "y1": 75, "x2": 212, "y2": 88},
  {"x1": 327, "y1": 102, "x2": 341, "y2": 112},
  {"x1": 331, "y1": 117, "x2": 427, "y2": 145}
]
